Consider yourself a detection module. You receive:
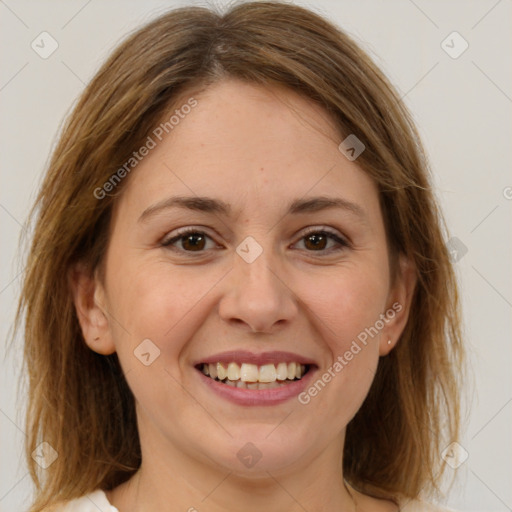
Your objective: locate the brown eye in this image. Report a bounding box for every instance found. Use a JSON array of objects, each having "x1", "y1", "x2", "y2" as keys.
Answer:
[
  {"x1": 162, "y1": 227, "x2": 349, "y2": 256},
  {"x1": 303, "y1": 232, "x2": 328, "y2": 251},
  {"x1": 295, "y1": 229, "x2": 349, "y2": 254},
  {"x1": 180, "y1": 232, "x2": 206, "y2": 251},
  {"x1": 162, "y1": 229, "x2": 214, "y2": 252}
]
